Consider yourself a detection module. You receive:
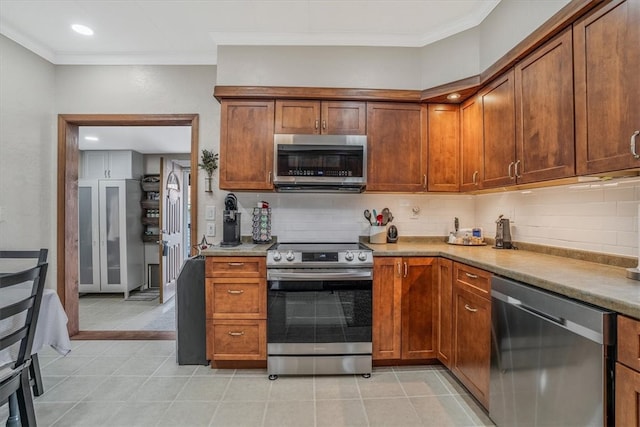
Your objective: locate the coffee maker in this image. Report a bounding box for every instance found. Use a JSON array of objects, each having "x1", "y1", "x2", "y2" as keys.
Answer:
[
  {"x1": 494, "y1": 215, "x2": 513, "y2": 249},
  {"x1": 221, "y1": 193, "x2": 241, "y2": 247}
]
